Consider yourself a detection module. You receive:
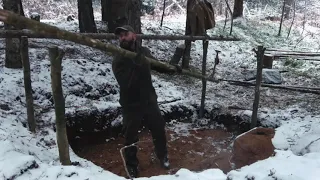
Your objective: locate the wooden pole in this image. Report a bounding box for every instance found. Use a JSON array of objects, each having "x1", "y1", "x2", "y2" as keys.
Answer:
[
  {"x1": 49, "y1": 46, "x2": 71, "y2": 165},
  {"x1": 251, "y1": 46, "x2": 266, "y2": 129},
  {"x1": 0, "y1": 30, "x2": 240, "y2": 41},
  {"x1": 199, "y1": 40, "x2": 209, "y2": 118},
  {"x1": 21, "y1": 36, "x2": 36, "y2": 133}
]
